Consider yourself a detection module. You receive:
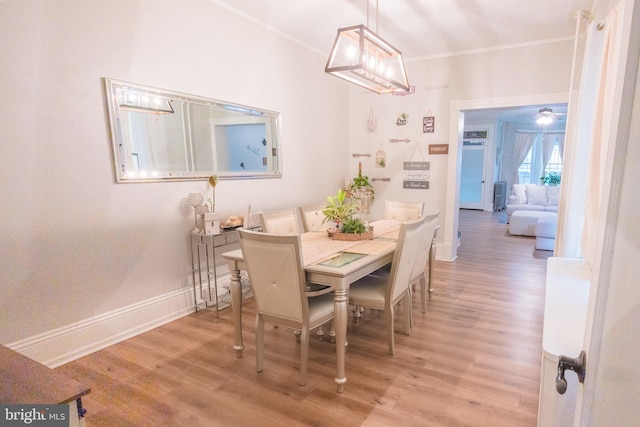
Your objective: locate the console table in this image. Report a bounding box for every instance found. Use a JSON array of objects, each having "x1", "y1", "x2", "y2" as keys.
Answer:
[
  {"x1": 0, "y1": 345, "x2": 90, "y2": 427},
  {"x1": 189, "y1": 229, "x2": 240, "y2": 314}
]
